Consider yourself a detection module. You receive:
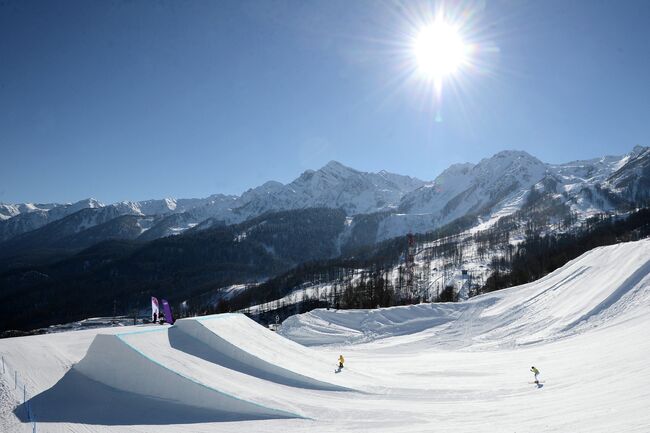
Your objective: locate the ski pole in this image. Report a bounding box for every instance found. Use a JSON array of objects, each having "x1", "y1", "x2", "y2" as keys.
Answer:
[
  {"x1": 15, "y1": 370, "x2": 17, "y2": 389},
  {"x1": 1, "y1": 356, "x2": 4, "y2": 374}
]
